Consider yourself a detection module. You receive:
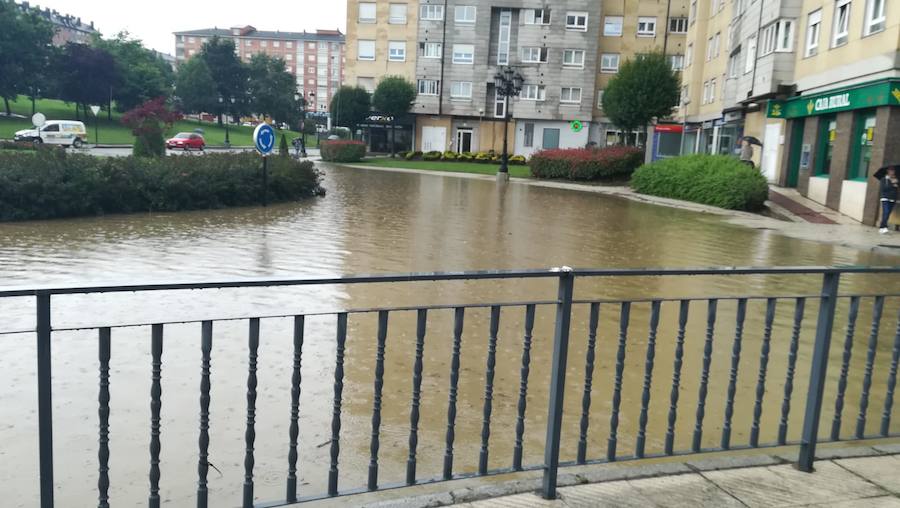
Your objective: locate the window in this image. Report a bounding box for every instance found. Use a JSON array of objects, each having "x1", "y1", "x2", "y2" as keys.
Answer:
[
  {"x1": 450, "y1": 81, "x2": 473, "y2": 99},
  {"x1": 308, "y1": 66, "x2": 315, "y2": 73},
  {"x1": 417, "y1": 79, "x2": 440, "y2": 95},
  {"x1": 524, "y1": 9, "x2": 551, "y2": 25},
  {"x1": 690, "y1": 0, "x2": 697, "y2": 25},
  {"x1": 273, "y1": 41, "x2": 280, "y2": 48},
  {"x1": 714, "y1": 32, "x2": 721, "y2": 57},
  {"x1": 358, "y1": 40, "x2": 375, "y2": 60},
  {"x1": 806, "y1": 10, "x2": 822, "y2": 56},
  {"x1": 706, "y1": 36, "x2": 714, "y2": 60},
  {"x1": 455, "y1": 5, "x2": 476, "y2": 24},
  {"x1": 286, "y1": 66, "x2": 293, "y2": 73},
  {"x1": 681, "y1": 85, "x2": 689, "y2": 105},
  {"x1": 560, "y1": 87, "x2": 582, "y2": 104},
  {"x1": 521, "y1": 84, "x2": 546, "y2": 101},
  {"x1": 668, "y1": 54, "x2": 685, "y2": 70},
  {"x1": 563, "y1": 49, "x2": 585, "y2": 67},
  {"x1": 702, "y1": 81, "x2": 710, "y2": 104},
  {"x1": 745, "y1": 36, "x2": 756, "y2": 73},
  {"x1": 597, "y1": 90, "x2": 604, "y2": 109},
  {"x1": 452, "y1": 44, "x2": 474, "y2": 64},
  {"x1": 637, "y1": 17, "x2": 657, "y2": 36},
  {"x1": 728, "y1": 53, "x2": 739, "y2": 77},
  {"x1": 423, "y1": 42, "x2": 442, "y2": 58},
  {"x1": 710, "y1": 0, "x2": 718, "y2": 16},
  {"x1": 600, "y1": 53, "x2": 620, "y2": 72},
  {"x1": 497, "y1": 10, "x2": 512, "y2": 65},
  {"x1": 388, "y1": 41, "x2": 406, "y2": 61},
  {"x1": 245, "y1": 40, "x2": 252, "y2": 47},
  {"x1": 686, "y1": 43, "x2": 693, "y2": 67},
  {"x1": 604, "y1": 16, "x2": 623, "y2": 36},
  {"x1": 524, "y1": 123, "x2": 535, "y2": 147},
  {"x1": 358, "y1": 77, "x2": 375, "y2": 93},
  {"x1": 669, "y1": 17, "x2": 688, "y2": 33},
  {"x1": 709, "y1": 78, "x2": 716, "y2": 103},
  {"x1": 389, "y1": 3, "x2": 408, "y2": 24},
  {"x1": 420, "y1": 4, "x2": 444, "y2": 21},
  {"x1": 833, "y1": 0, "x2": 851, "y2": 47},
  {"x1": 761, "y1": 20, "x2": 795, "y2": 54},
  {"x1": 308, "y1": 42, "x2": 316, "y2": 49},
  {"x1": 188, "y1": 37, "x2": 196, "y2": 43},
  {"x1": 261, "y1": 40, "x2": 268, "y2": 48},
  {"x1": 286, "y1": 54, "x2": 293, "y2": 60},
  {"x1": 287, "y1": 41, "x2": 293, "y2": 48},
  {"x1": 521, "y1": 47, "x2": 548, "y2": 63},
  {"x1": 566, "y1": 12, "x2": 588, "y2": 31},
  {"x1": 864, "y1": 0, "x2": 886, "y2": 35},
  {"x1": 494, "y1": 93, "x2": 507, "y2": 118},
  {"x1": 308, "y1": 55, "x2": 315, "y2": 61}
]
